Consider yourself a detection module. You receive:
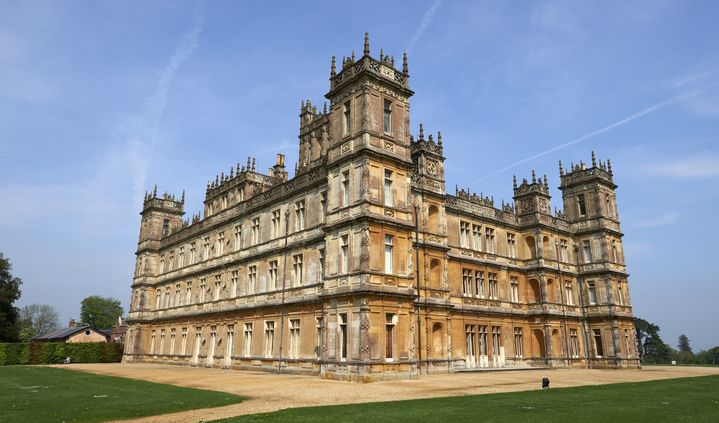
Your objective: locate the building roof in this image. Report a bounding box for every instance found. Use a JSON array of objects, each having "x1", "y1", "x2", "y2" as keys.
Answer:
[{"x1": 32, "y1": 325, "x2": 109, "y2": 341}]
